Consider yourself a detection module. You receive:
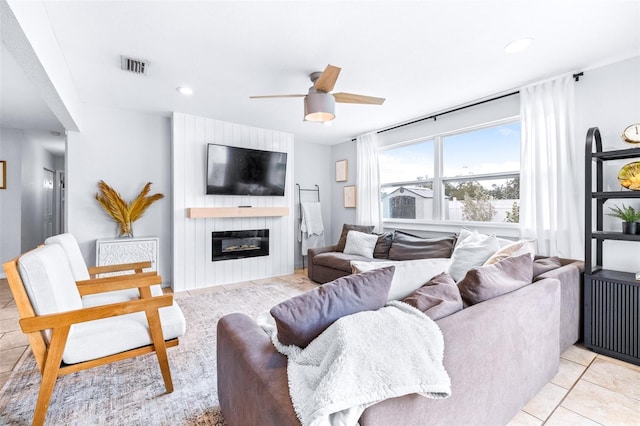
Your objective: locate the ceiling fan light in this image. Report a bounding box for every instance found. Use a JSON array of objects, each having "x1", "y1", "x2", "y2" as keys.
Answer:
[{"x1": 304, "y1": 92, "x2": 335, "y2": 122}]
